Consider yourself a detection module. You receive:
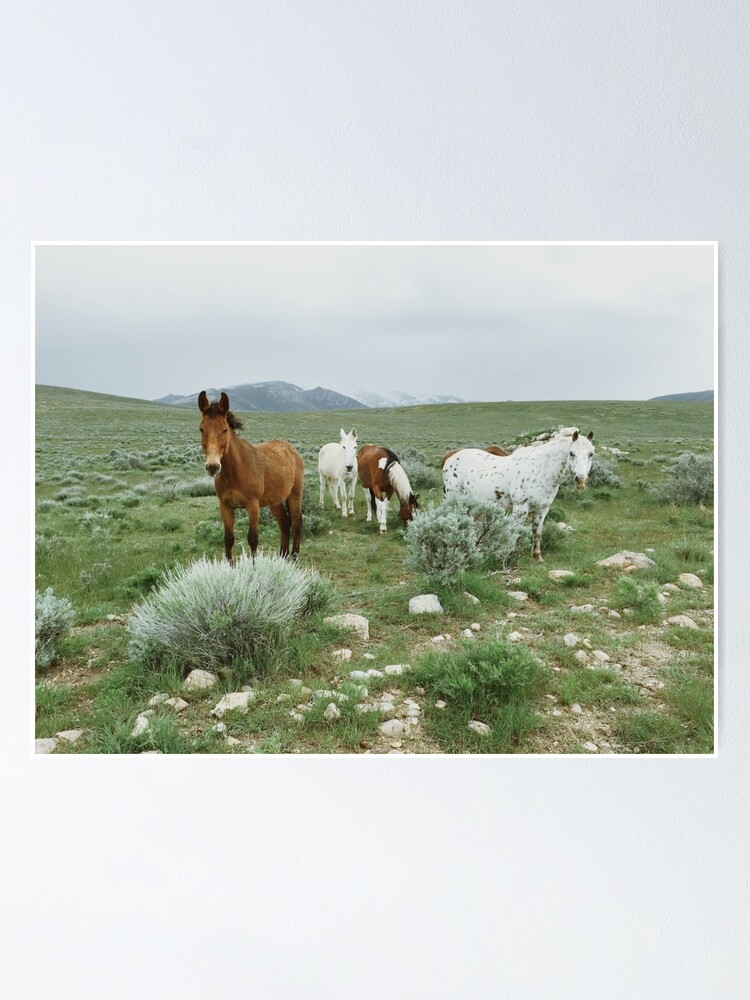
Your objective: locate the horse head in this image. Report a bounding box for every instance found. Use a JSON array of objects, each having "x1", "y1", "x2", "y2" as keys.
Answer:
[
  {"x1": 198, "y1": 390, "x2": 232, "y2": 477},
  {"x1": 340, "y1": 427, "x2": 358, "y2": 474},
  {"x1": 567, "y1": 430, "x2": 595, "y2": 489},
  {"x1": 399, "y1": 493, "x2": 420, "y2": 522}
]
